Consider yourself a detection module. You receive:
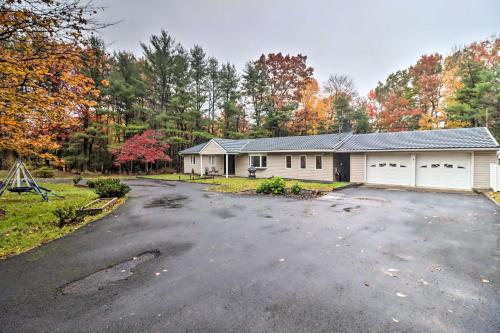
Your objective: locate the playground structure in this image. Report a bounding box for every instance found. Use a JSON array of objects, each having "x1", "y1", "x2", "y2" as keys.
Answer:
[{"x1": 0, "y1": 160, "x2": 62, "y2": 201}]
